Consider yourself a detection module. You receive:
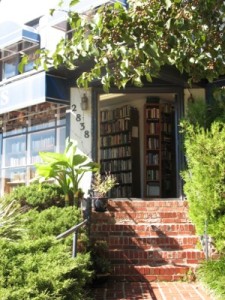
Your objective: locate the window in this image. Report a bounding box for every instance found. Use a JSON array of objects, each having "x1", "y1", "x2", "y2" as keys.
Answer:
[
  {"x1": 3, "y1": 56, "x2": 18, "y2": 79},
  {"x1": 22, "y1": 41, "x2": 39, "y2": 73},
  {"x1": 1, "y1": 45, "x2": 19, "y2": 80}
]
